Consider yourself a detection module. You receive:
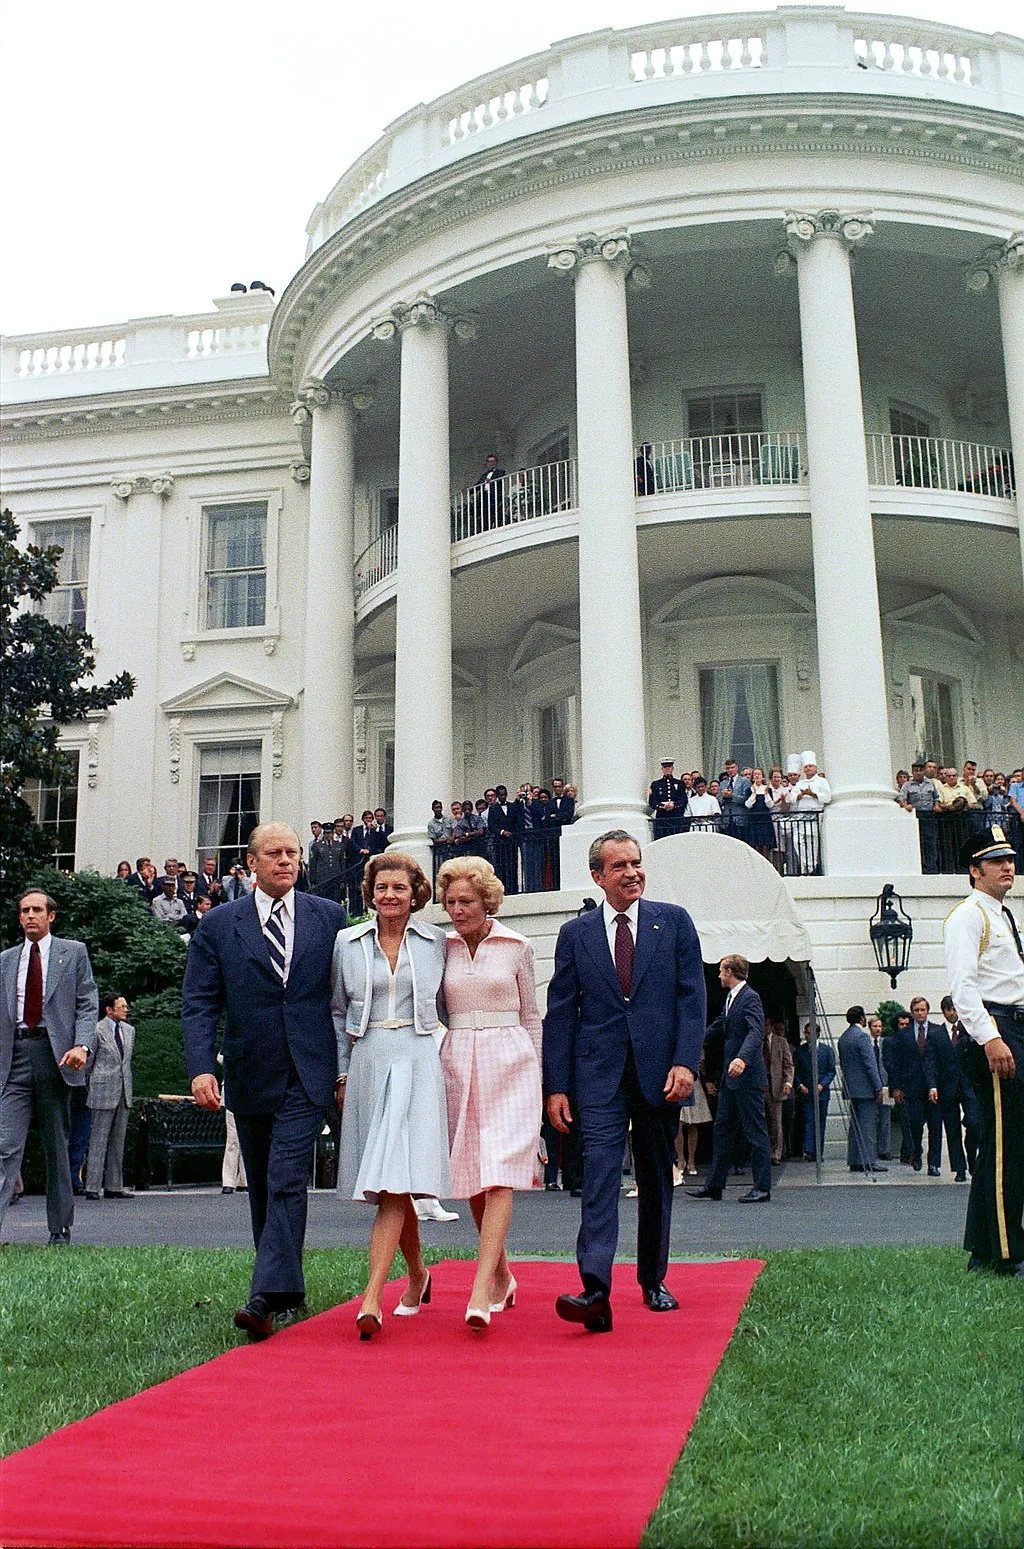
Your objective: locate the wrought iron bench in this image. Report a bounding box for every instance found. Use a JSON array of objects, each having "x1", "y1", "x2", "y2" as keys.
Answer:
[{"x1": 144, "y1": 1098, "x2": 226, "y2": 1188}]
